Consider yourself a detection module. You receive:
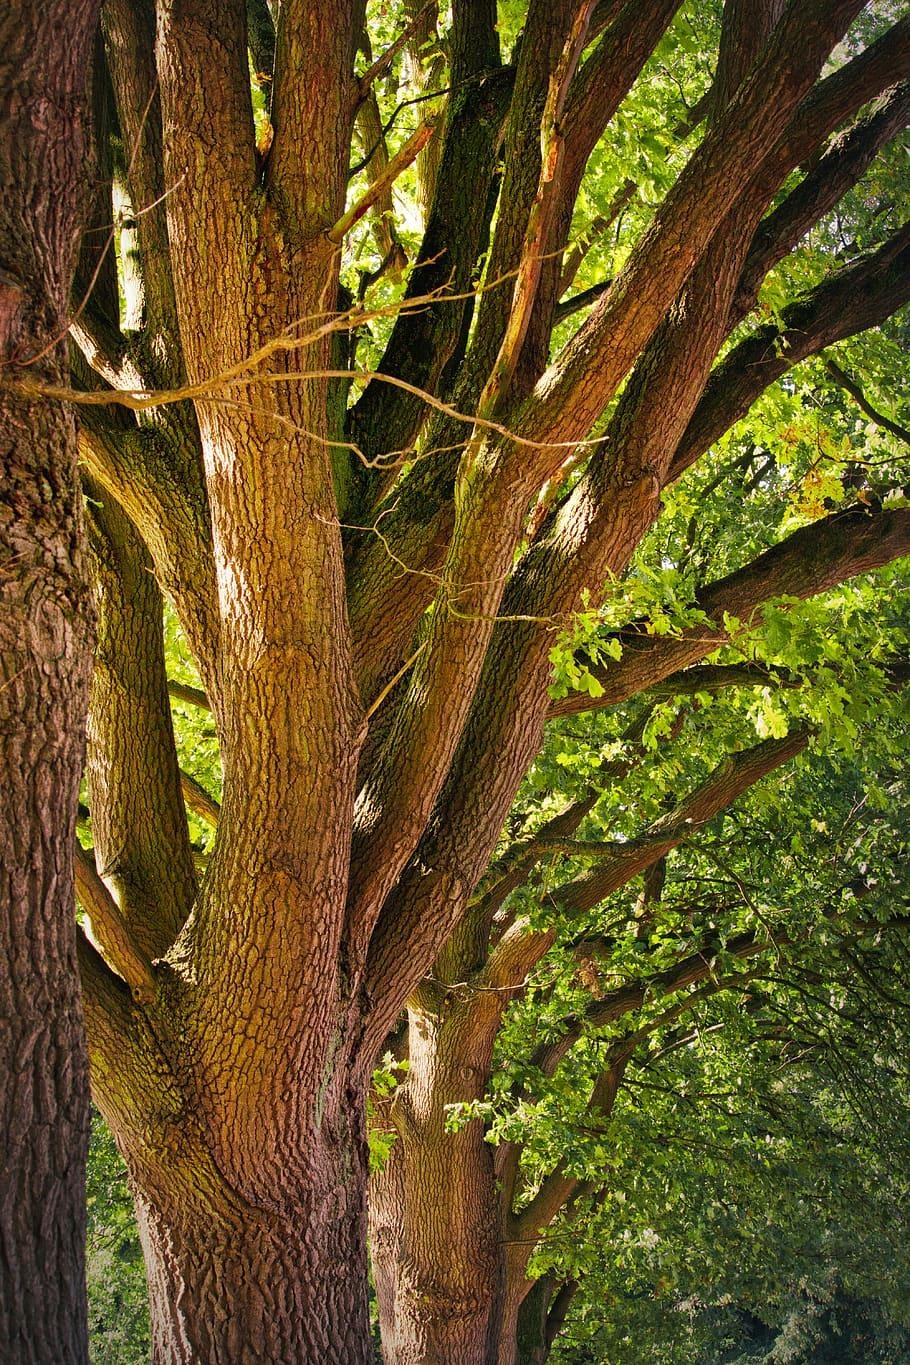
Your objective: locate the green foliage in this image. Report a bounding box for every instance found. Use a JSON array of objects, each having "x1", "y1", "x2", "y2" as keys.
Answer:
[{"x1": 86, "y1": 1111, "x2": 149, "y2": 1365}]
